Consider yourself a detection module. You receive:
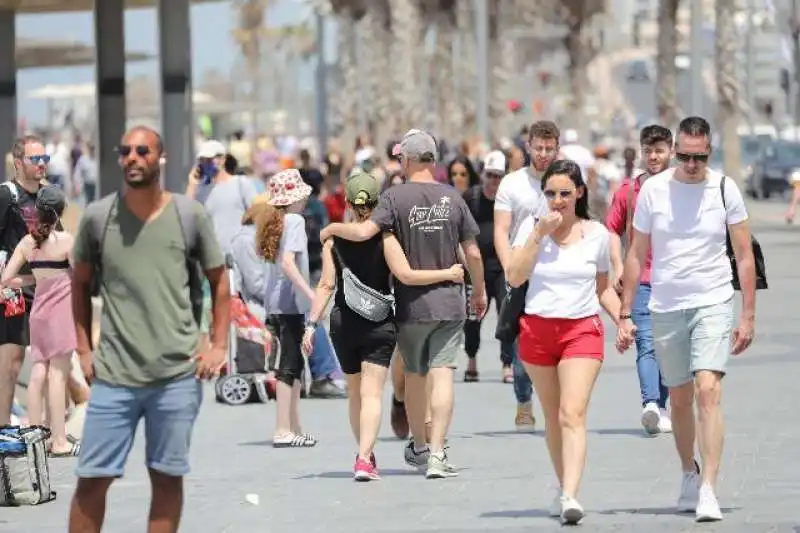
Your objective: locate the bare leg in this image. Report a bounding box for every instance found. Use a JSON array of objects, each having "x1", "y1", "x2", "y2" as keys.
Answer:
[
  {"x1": 427, "y1": 367, "x2": 454, "y2": 454},
  {"x1": 669, "y1": 382, "x2": 697, "y2": 472},
  {"x1": 357, "y1": 363, "x2": 388, "y2": 460},
  {"x1": 147, "y1": 469, "x2": 183, "y2": 533},
  {"x1": 288, "y1": 380, "x2": 303, "y2": 434},
  {"x1": 274, "y1": 380, "x2": 293, "y2": 437},
  {"x1": 68, "y1": 477, "x2": 114, "y2": 533},
  {"x1": 524, "y1": 363, "x2": 562, "y2": 485},
  {"x1": 27, "y1": 360, "x2": 48, "y2": 426},
  {"x1": 391, "y1": 350, "x2": 405, "y2": 402},
  {"x1": 695, "y1": 371, "x2": 724, "y2": 487},
  {"x1": 403, "y1": 372, "x2": 428, "y2": 450},
  {"x1": 0, "y1": 344, "x2": 25, "y2": 425},
  {"x1": 344, "y1": 373, "x2": 362, "y2": 443},
  {"x1": 557, "y1": 358, "x2": 602, "y2": 498},
  {"x1": 47, "y1": 354, "x2": 72, "y2": 453}
]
